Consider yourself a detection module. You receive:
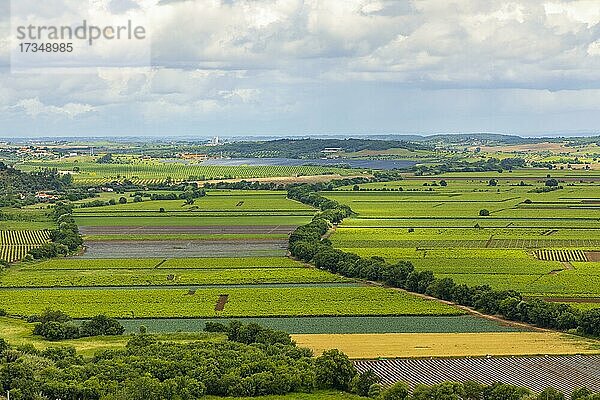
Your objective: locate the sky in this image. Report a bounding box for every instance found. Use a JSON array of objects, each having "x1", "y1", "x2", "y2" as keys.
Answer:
[{"x1": 0, "y1": 0, "x2": 599, "y2": 137}]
